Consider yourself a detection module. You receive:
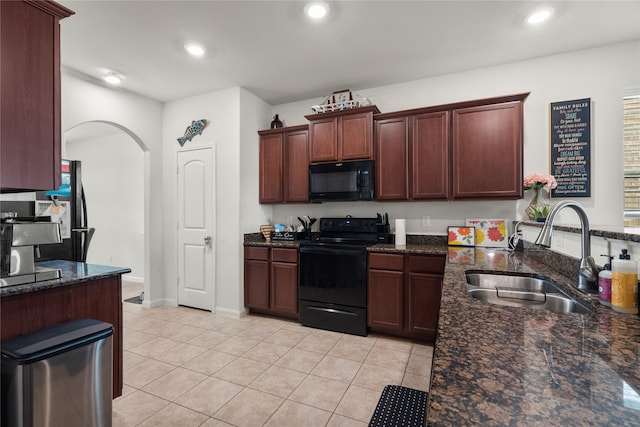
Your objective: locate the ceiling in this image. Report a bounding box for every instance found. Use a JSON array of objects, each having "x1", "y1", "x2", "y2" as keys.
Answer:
[{"x1": 58, "y1": 1, "x2": 640, "y2": 105}]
